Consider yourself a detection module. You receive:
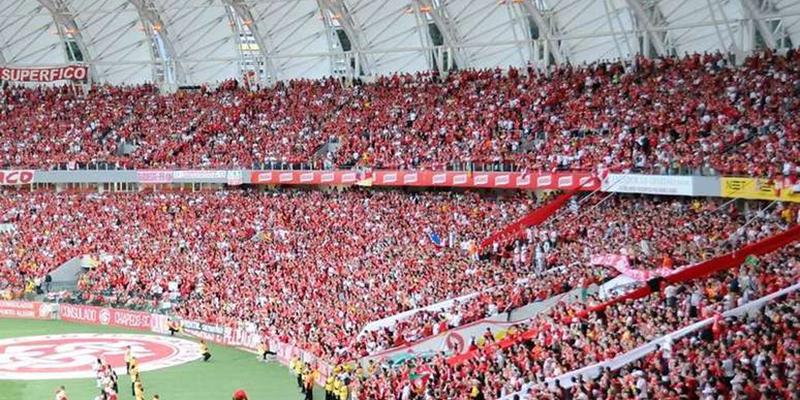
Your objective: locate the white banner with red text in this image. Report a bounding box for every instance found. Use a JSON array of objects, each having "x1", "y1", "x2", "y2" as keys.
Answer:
[
  {"x1": 0, "y1": 65, "x2": 88, "y2": 82},
  {"x1": 59, "y1": 304, "x2": 153, "y2": 331},
  {"x1": 0, "y1": 300, "x2": 54, "y2": 320}
]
